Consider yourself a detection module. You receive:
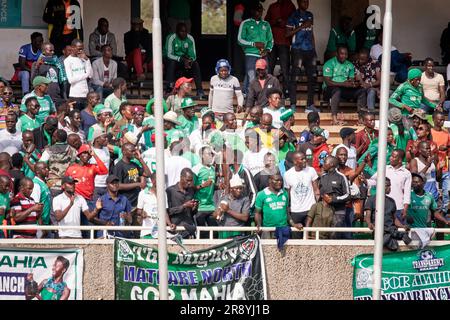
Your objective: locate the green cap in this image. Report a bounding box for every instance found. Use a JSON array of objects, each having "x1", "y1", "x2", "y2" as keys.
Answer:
[
  {"x1": 181, "y1": 97, "x2": 197, "y2": 109},
  {"x1": 280, "y1": 109, "x2": 294, "y2": 122},
  {"x1": 93, "y1": 104, "x2": 113, "y2": 117},
  {"x1": 408, "y1": 68, "x2": 422, "y2": 80},
  {"x1": 146, "y1": 98, "x2": 168, "y2": 115},
  {"x1": 32, "y1": 76, "x2": 51, "y2": 88},
  {"x1": 200, "y1": 107, "x2": 214, "y2": 118}
]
